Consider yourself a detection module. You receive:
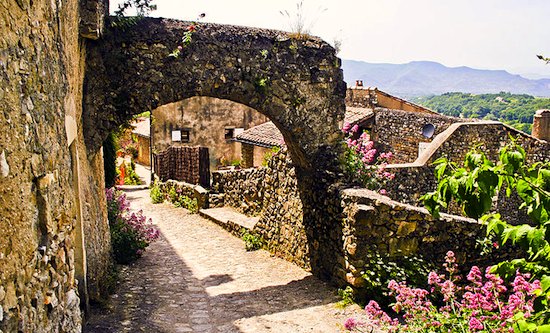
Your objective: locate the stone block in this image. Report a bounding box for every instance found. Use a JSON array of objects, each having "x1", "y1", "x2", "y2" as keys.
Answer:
[{"x1": 396, "y1": 221, "x2": 417, "y2": 237}]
